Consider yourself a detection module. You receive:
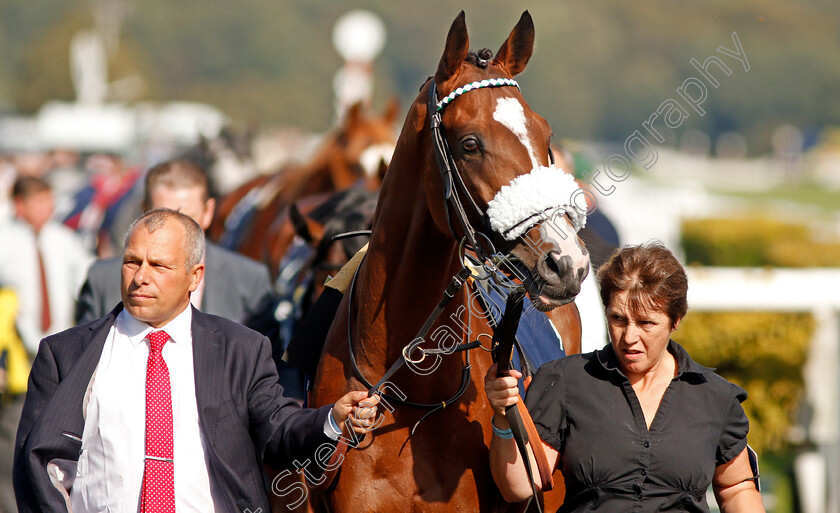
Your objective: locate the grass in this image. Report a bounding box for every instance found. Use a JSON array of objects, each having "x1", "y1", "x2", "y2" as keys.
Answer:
[{"x1": 711, "y1": 182, "x2": 840, "y2": 212}]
